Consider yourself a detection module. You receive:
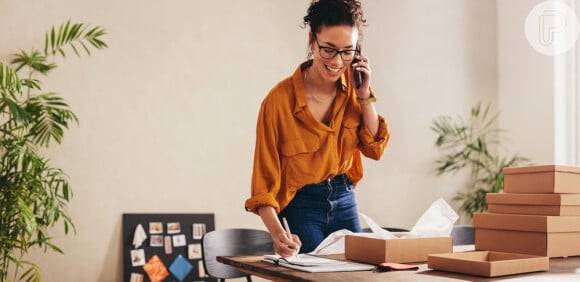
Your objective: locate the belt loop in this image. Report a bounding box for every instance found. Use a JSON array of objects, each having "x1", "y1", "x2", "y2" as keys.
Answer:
[{"x1": 343, "y1": 174, "x2": 353, "y2": 191}]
